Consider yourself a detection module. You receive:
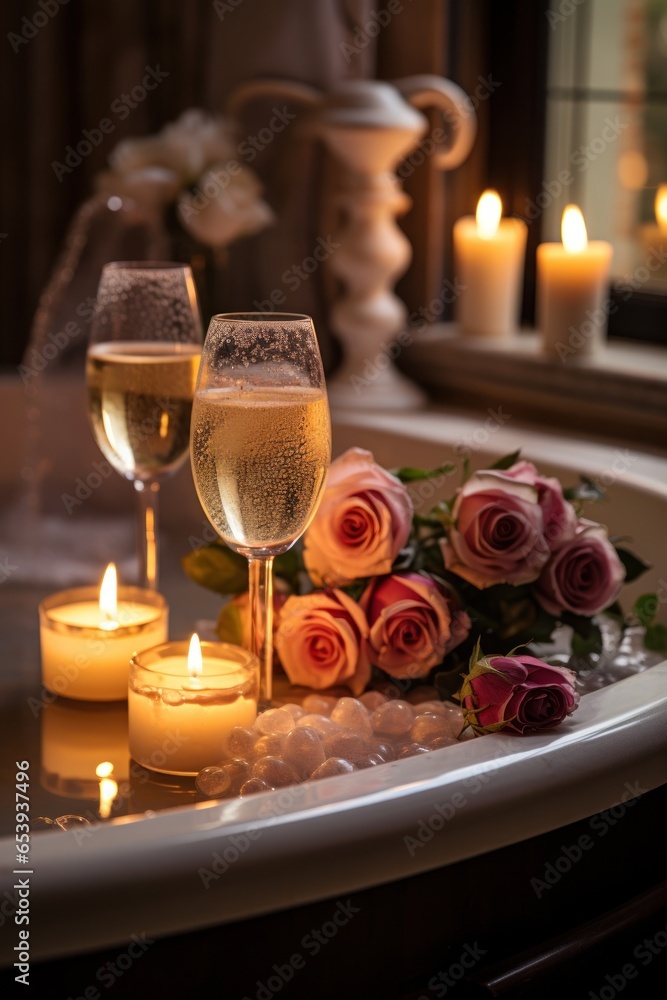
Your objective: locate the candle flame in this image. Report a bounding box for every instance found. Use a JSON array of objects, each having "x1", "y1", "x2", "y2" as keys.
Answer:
[
  {"x1": 561, "y1": 204, "x2": 588, "y2": 253},
  {"x1": 99, "y1": 563, "x2": 118, "y2": 630},
  {"x1": 159, "y1": 411, "x2": 169, "y2": 439},
  {"x1": 655, "y1": 185, "x2": 667, "y2": 234},
  {"x1": 188, "y1": 633, "x2": 203, "y2": 681},
  {"x1": 476, "y1": 190, "x2": 502, "y2": 239},
  {"x1": 96, "y1": 762, "x2": 118, "y2": 820}
]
